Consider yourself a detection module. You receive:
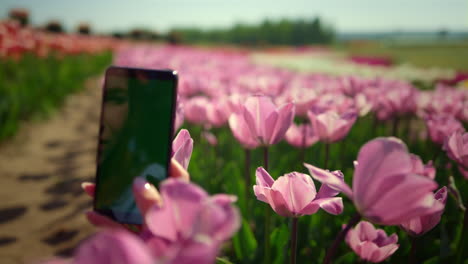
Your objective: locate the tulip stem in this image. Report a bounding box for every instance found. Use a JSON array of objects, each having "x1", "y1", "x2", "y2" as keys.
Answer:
[
  {"x1": 324, "y1": 143, "x2": 330, "y2": 169},
  {"x1": 263, "y1": 146, "x2": 271, "y2": 264},
  {"x1": 456, "y1": 204, "x2": 468, "y2": 263},
  {"x1": 300, "y1": 147, "x2": 306, "y2": 169},
  {"x1": 244, "y1": 148, "x2": 251, "y2": 190},
  {"x1": 290, "y1": 217, "x2": 299, "y2": 264},
  {"x1": 323, "y1": 213, "x2": 361, "y2": 264},
  {"x1": 392, "y1": 116, "x2": 400, "y2": 137},
  {"x1": 409, "y1": 236, "x2": 417, "y2": 264}
]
